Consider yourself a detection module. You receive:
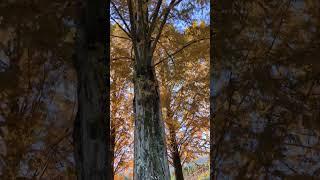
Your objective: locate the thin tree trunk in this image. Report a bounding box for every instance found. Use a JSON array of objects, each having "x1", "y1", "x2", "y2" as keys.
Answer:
[
  {"x1": 162, "y1": 63, "x2": 184, "y2": 180},
  {"x1": 168, "y1": 126, "x2": 184, "y2": 180},
  {"x1": 73, "y1": 0, "x2": 111, "y2": 179},
  {"x1": 164, "y1": 92, "x2": 184, "y2": 180}
]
